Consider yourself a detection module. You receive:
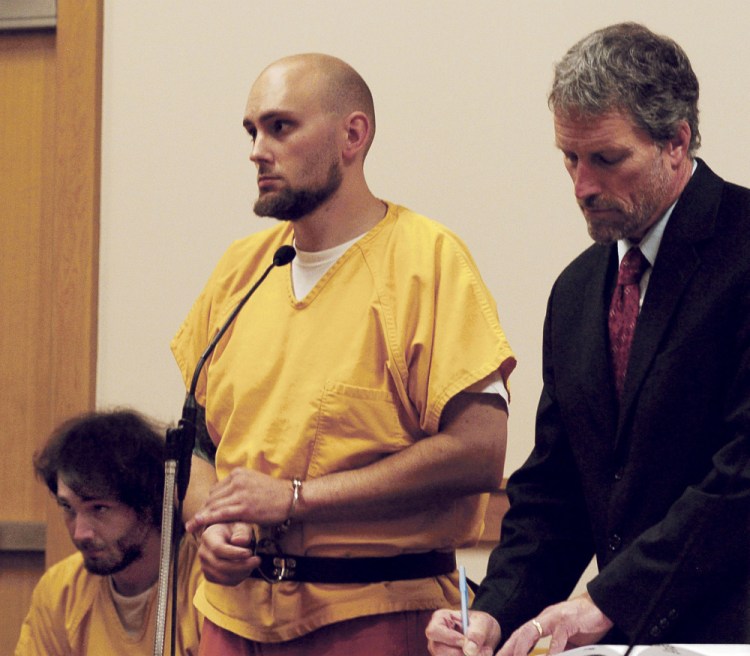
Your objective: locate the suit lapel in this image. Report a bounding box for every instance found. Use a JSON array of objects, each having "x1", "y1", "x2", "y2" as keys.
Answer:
[
  {"x1": 579, "y1": 245, "x2": 619, "y2": 439},
  {"x1": 616, "y1": 160, "x2": 722, "y2": 438}
]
